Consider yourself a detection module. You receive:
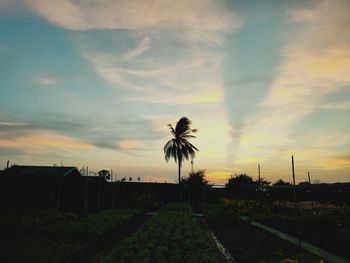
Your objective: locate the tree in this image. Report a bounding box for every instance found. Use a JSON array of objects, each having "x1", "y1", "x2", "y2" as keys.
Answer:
[
  {"x1": 164, "y1": 117, "x2": 199, "y2": 184},
  {"x1": 98, "y1": 170, "x2": 111, "y2": 181},
  {"x1": 181, "y1": 169, "x2": 210, "y2": 188},
  {"x1": 181, "y1": 169, "x2": 211, "y2": 204},
  {"x1": 259, "y1": 178, "x2": 271, "y2": 186},
  {"x1": 298, "y1": 181, "x2": 311, "y2": 186},
  {"x1": 225, "y1": 173, "x2": 268, "y2": 198},
  {"x1": 273, "y1": 179, "x2": 292, "y2": 186},
  {"x1": 226, "y1": 174, "x2": 254, "y2": 189}
]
